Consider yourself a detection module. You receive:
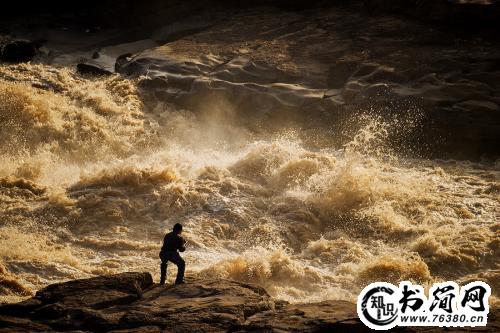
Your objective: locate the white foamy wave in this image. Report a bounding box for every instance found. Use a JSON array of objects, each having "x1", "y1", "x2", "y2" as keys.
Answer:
[{"x1": 0, "y1": 63, "x2": 498, "y2": 306}]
